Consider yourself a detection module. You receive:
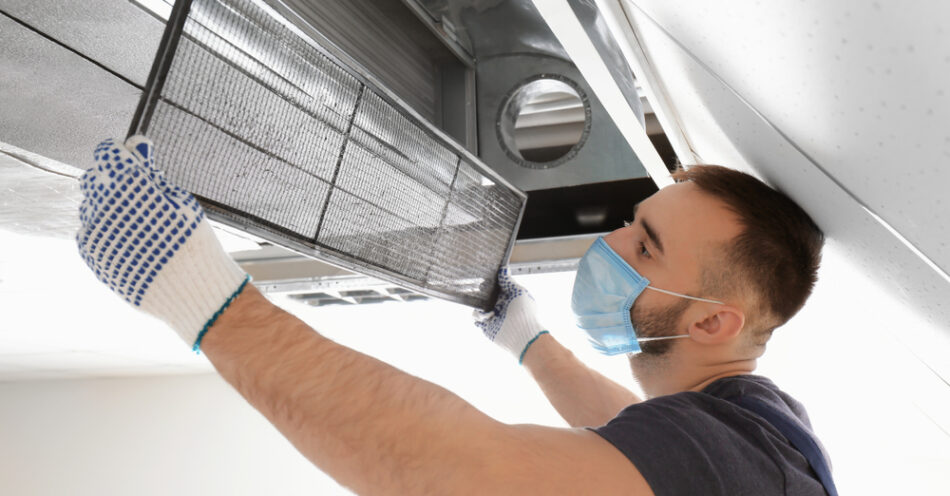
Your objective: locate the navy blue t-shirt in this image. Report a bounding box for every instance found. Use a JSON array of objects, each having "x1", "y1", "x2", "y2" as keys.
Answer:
[{"x1": 592, "y1": 375, "x2": 829, "y2": 495}]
